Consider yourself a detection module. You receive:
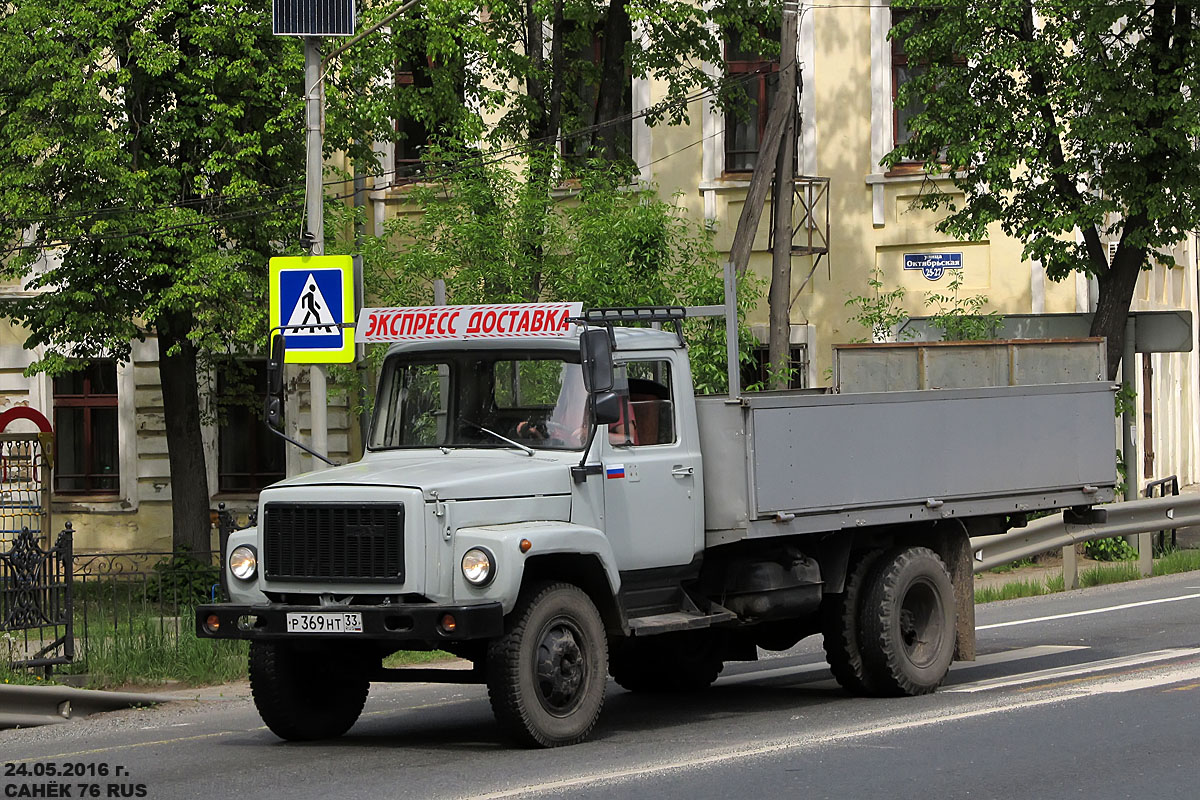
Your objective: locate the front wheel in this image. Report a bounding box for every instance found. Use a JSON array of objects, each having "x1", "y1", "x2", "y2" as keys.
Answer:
[
  {"x1": 486, "y1": 582, "x2": 608, "y2": 747},
  {"x1": 249, "y1": 641, "x2": 370, "y2": 741},
  {"x1": 857, "y1": 546, "x2": 956, "y2": 697}
]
